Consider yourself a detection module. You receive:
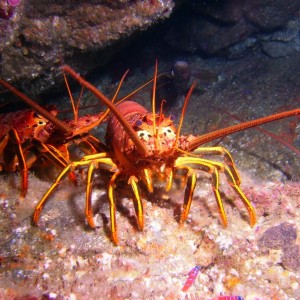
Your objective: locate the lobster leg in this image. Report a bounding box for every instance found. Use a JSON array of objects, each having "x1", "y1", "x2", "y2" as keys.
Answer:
[
  {"x1": 175, "y1": 159, "x2": 228, "y2": 226},
  {"x1": 165, "y1": 168, "x2": 174, "y2": 192},
  {"x1": 34, "y1": 154, "x2": 119, "y2": 236},
  {"x1": 128, "y1": 175, "x2": 144, "y2": 231},
  {"x1": 33, "y1": 163, "x2": 75, "y2": 224},
  {"x1": 175, "y1": 156, "x2": 256, "y2": 227},
  {"x1": 84, "y1": 155, "x2": 118, "y2": 229},
  {"x1": 35, "y1": 142, "x2": 78, "y2": 184},
  {"x1": 108, "y1": 171, "x2": 121, "y2": 245},
  {"x1": 86, "y1": 161, "x2": 97, "y2": 228},
  {"x1": 9, "y1": 129, "x2": 28, "y2": 198},
  {"x1": 176, "y1": 167, "x2": 197, "y2": 224},
  {"x1": 141, "y1": 168, "x2": 153, "y2": 193},
  {"x1": 193, "y1": 146, "x2": 241, "y2": 185}
]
